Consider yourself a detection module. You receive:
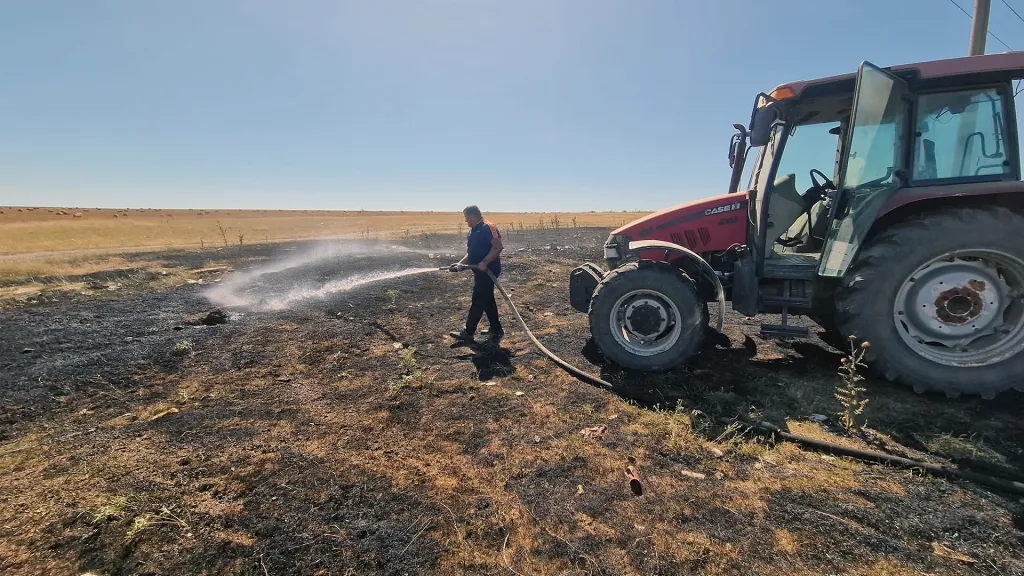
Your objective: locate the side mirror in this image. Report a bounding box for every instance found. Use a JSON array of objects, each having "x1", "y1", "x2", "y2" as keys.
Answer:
[
  {"x1": 728, "y1": 124, "x2": 747, "y2": 168},
  {"x1": 749, "y1": 102, "x2": 780, "y2": 147}
]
